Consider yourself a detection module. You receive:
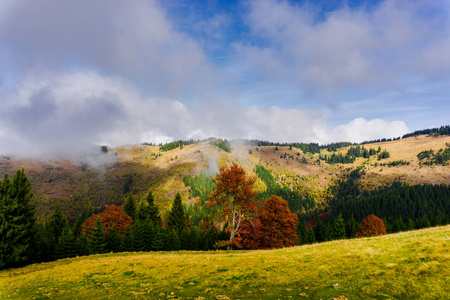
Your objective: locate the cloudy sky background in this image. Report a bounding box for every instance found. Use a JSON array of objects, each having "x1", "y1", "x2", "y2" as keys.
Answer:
[{"x1": 0, "y1": 0, "x2": 449, "y2": 156}]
